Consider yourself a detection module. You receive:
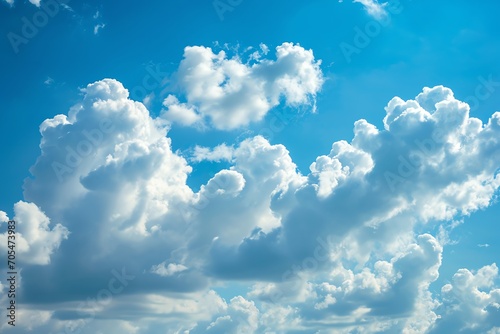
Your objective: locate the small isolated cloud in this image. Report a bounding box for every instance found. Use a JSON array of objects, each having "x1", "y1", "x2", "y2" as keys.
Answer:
[
  {"x1": 60, "y1": 3, "x2": 73, "y2": 11},
  {"x1": 0, "y1": 211, "x2": 8, "y2": 222},
  {"x1": 163, "y1": 42, "x2": 323, "y2": 130},
  {"x1": 44, "y1": 77, "x2": 54, "y2": 86},
  {"x1": 94, "y1": 23, "x2": 106, "y2": 35},
  {"x1": 479, "y1": 243, "x2": 491, "y2": 248},
  {"x1": 259, "y1": 43, "x2": 269, "y2": 55},
  {"x1": 189, "y1": 296, "x2": 260, "y2": 333},
  {"x1": 341, "y1": 0, "x2": 388, "y2": 19}
]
